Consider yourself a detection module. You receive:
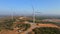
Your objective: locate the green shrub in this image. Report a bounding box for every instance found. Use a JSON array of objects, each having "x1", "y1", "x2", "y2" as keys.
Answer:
[
  {"x1": 16, "y1": 24, "x2": 31, "y2": 31},
  {"x1": 33, "y1": 27, "x2": 60, "y2": 34}
]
